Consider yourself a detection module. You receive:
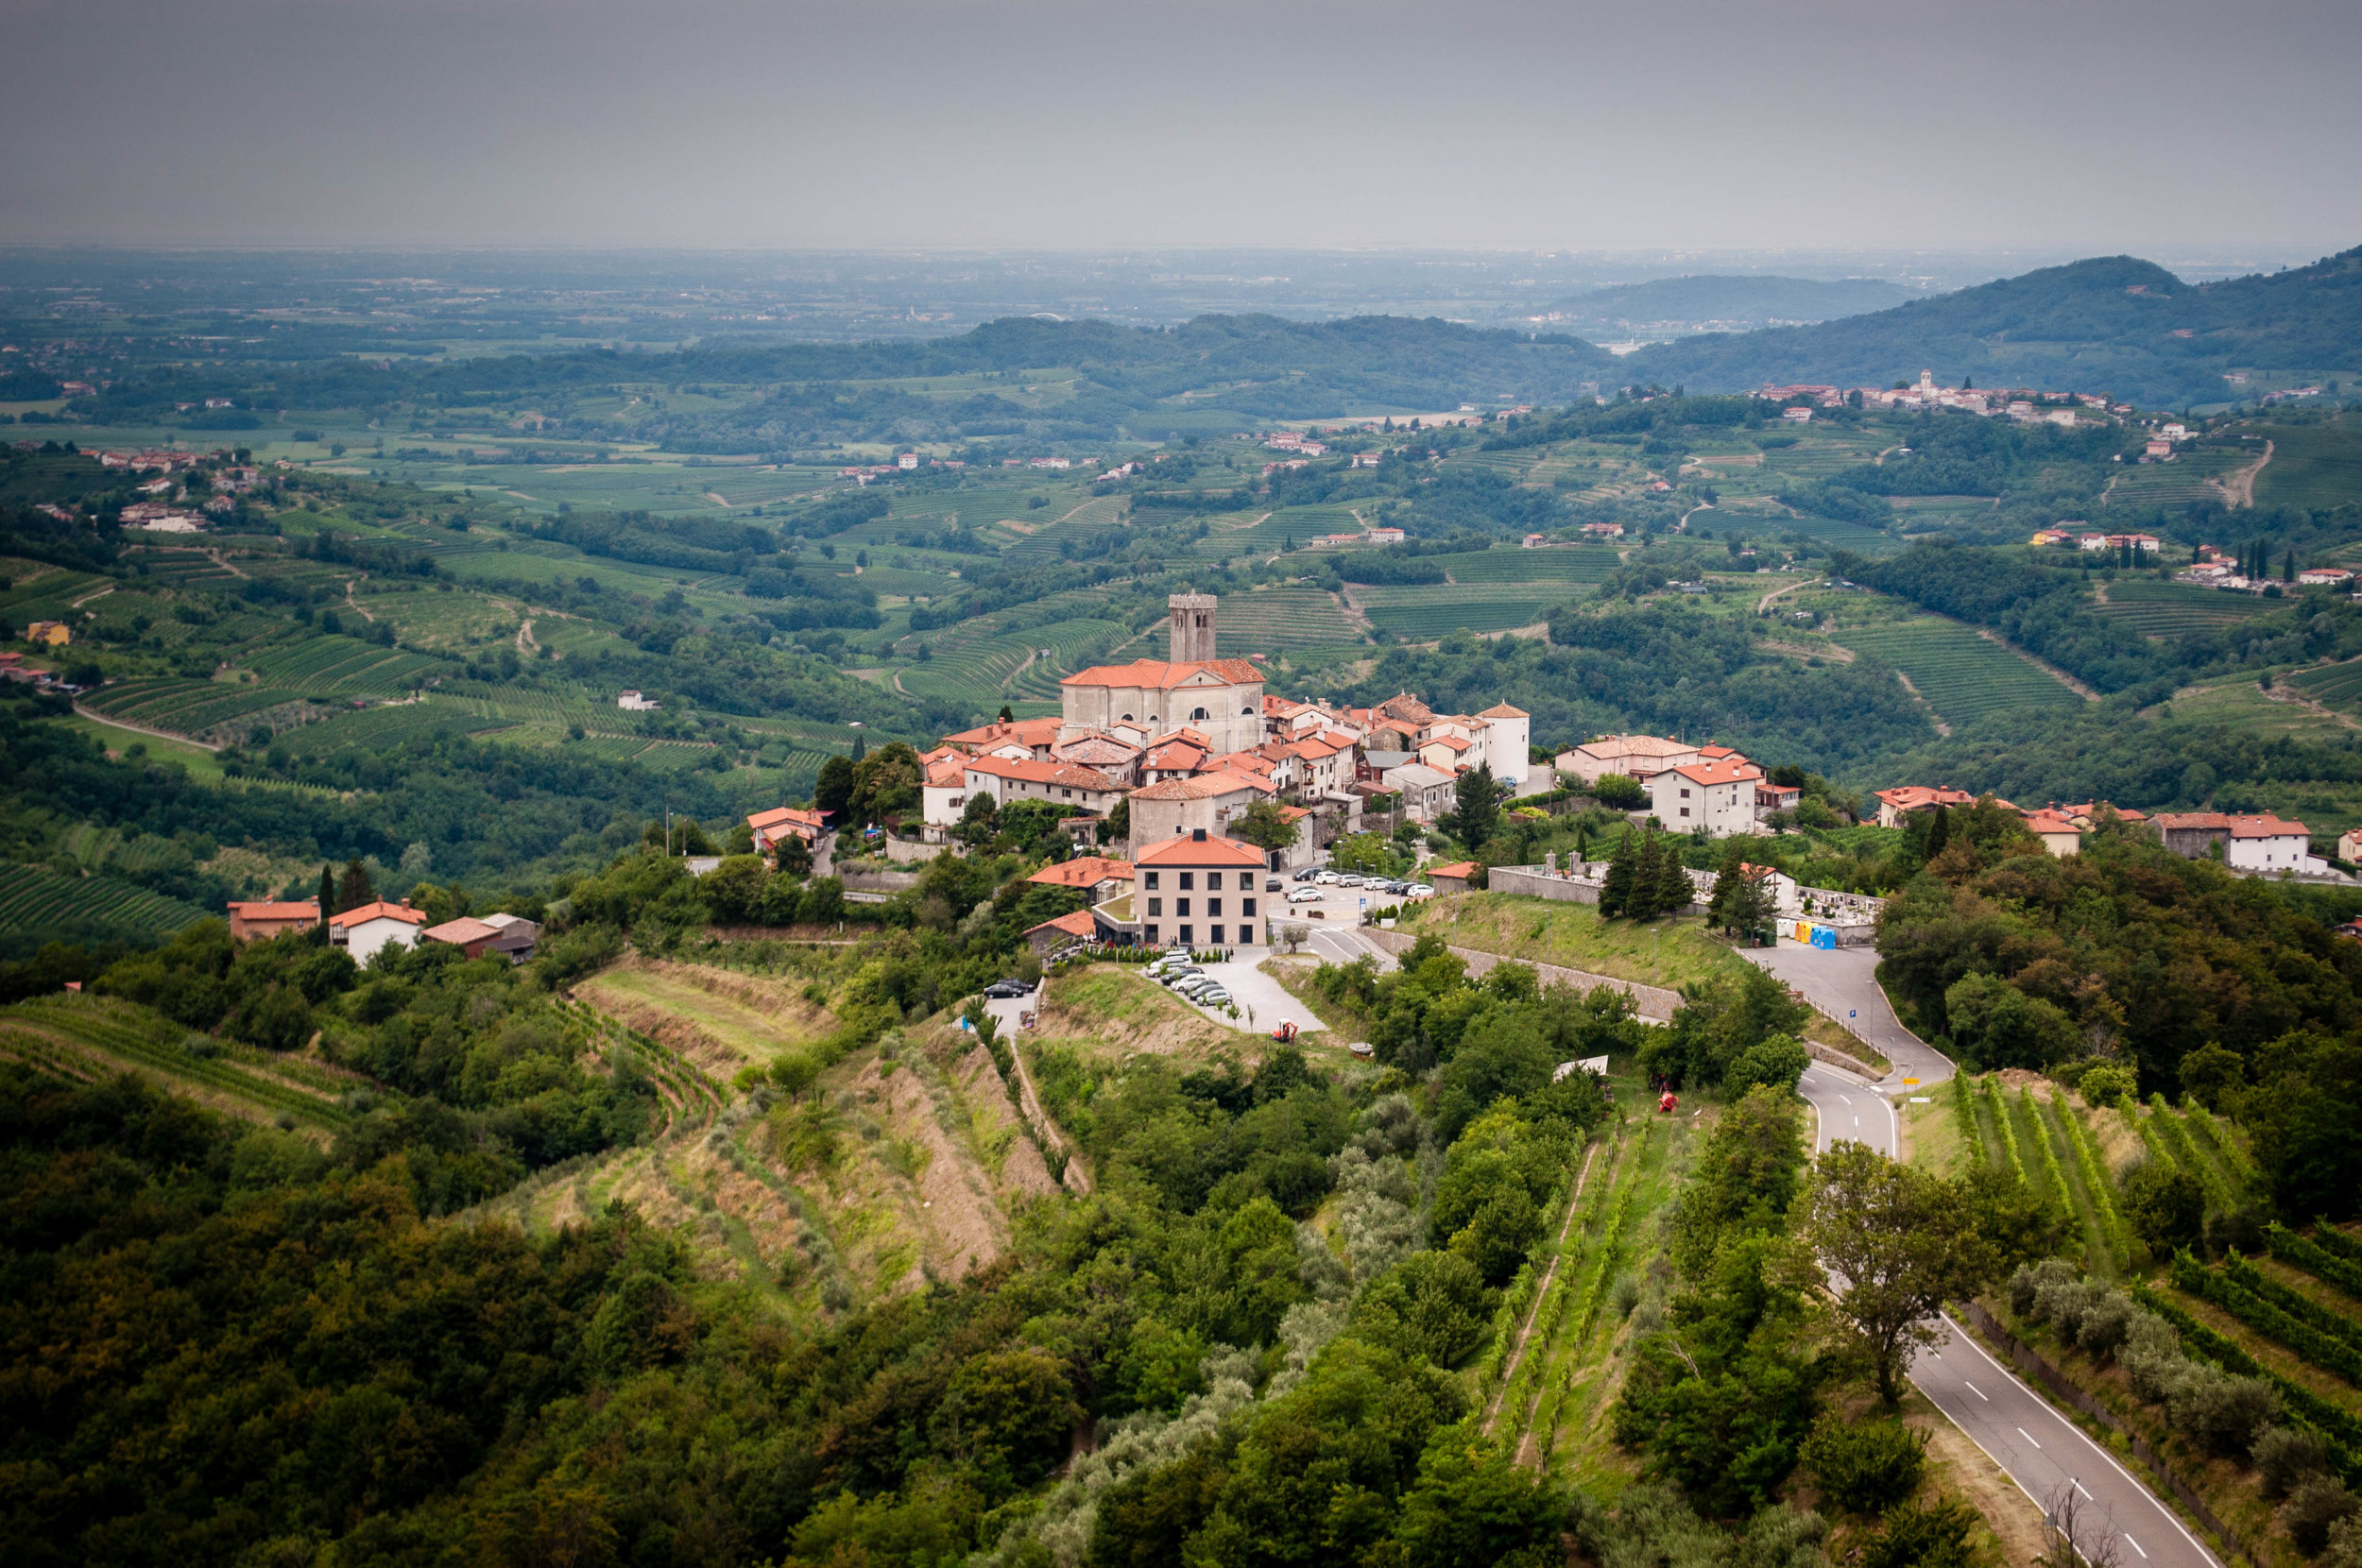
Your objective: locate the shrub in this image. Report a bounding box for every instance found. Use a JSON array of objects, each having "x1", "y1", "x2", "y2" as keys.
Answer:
[
  {"x1": 2257, "y1": 1426, "x2": 2332, "y2": 1500},
  {"x1": 2080, "y1": 1064, "x2": 2137, "y2": 1107},
  {"x1": 2322, "y1": 1513, "x2": 2362, "y2": 1568},
  {"x1": 1859, "y1": 1499, "x2": 1977, "y2": 1568},
  {"x1": 2285, "y1": 1477, "x2": 2361, "y2": 1557},
  {"x1": 2077, "y1": 1292, "x2": 2134, "y2": 1357},
  {"x1": 2123, "y1": 1161, "x2": 2206, "y2": 1254},
  {"x1": 2165, "y1": 1362, "x2": 2281, "y2": 1458},
  {"x1": 1802, "y1": 1419, "x2": 1927, "y2": 1515}
]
